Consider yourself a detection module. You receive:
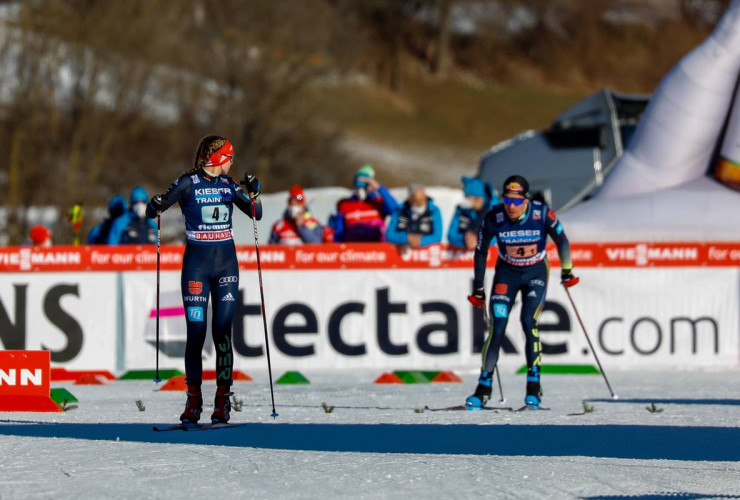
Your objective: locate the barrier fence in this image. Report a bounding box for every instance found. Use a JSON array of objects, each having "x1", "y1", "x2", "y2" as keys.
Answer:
[{"x1": 1, "y1": 243, "x2": 738, "y2": 372}]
